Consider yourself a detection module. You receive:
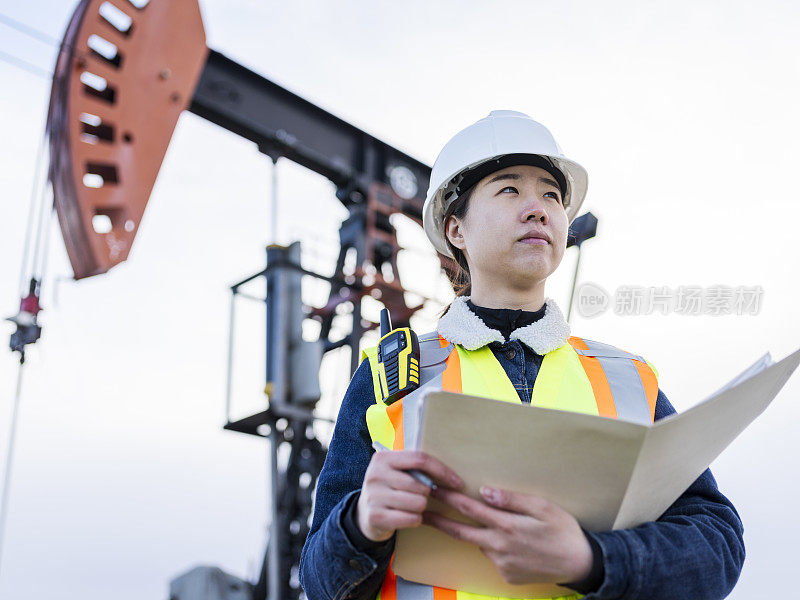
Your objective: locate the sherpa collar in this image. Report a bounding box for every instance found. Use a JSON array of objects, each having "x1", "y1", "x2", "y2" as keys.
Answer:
[{"x1": 436, "y1": 295, "x2": 571, "y2": 355}]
